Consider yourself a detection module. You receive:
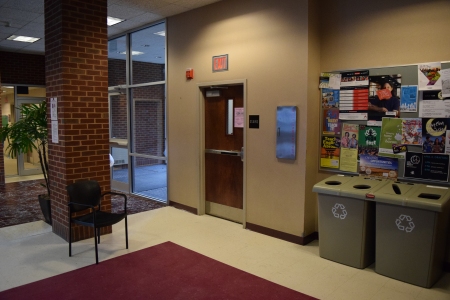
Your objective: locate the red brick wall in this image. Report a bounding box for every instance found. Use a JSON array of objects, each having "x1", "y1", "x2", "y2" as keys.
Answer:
[
  {"x1": 0, "y1": 51, "x2": 45, "y2": 85},
  {"x1": 45, "y1": 0, "x2": 109, "y2": 242}
]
